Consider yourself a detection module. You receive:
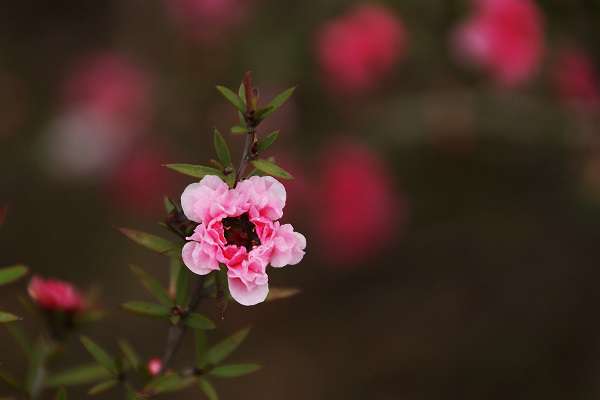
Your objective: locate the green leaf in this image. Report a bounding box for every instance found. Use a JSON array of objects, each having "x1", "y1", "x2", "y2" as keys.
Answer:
[
  {"x1": 46, "y1": 364, "x2": 112, "y2": 387},
  {"x1": 125, "y1": 384, "x2": 141, "y2": 400},
  {"x1": 122, "y1": 302, "x2": 171, "y2": 318},
  {"x1": 169, "y1": 257, "x2": 182, "y2": 299},
  {"x1": 259, "y1": 87, "x2": 296, "y2": 119},
  {"x1": 80, "y1": 336, "x2": 118, "y2": 375},
  {"x1": 164, "y1": 163, "x2": 225, "y2": 180},
  {"x1": 55, "y1": 387, "x2": 67, "y2": 400},
  {"x1": 119, "y1": 228, "x2": 178, "y2": 256},
  {"x1": 88, "y1": 379, "x2": 117, "y2": 395},
  {"x1": 118, "y1": 339, "x2": 140, "y2": 370},
  {"x1": 230, "y1": 125, "x2": 248, "y2": 135},
  {"x1": 27, "y1": 339, "x2": 48, "y2": 397},
  {"x1": 185, "y1": 313, "x2": 215, "y2": 330},
  {"x1": 266, "y1": 287, "x2": 301, "y2": 302},
  {"x1": 175, "y1": 267, "x2": 190, "y2": 307},
  {"x1": 251, "y1": 159, "x2": 293, "y2": 180},
  {"x1": 0, "y1": 311, "x2": 20, "y2": 323},
  {"x1": 198, "y1": 378, "x2": 218, "y2": 400},
  {"x1": 129, "y1": 265, "x2": 172, "y2": 306},
  {"x1": 145, "y1": 373, "x2": 195, "y2": 394},
  {"x1": 238, "y1": 82, "x2": 246, "y2": 105},
  {"x1": 0, "y1": 264, "x2": 28, "y2": 286},
  {"x1": 203, "y1": 328, "x2": 250, "y2": 367},
  {"x1": 195, "y1": 329, "x2": 207, "y2": 369},
  {"x1": 216, "y1": 85, "x2": 245, "y2": 113},
  {"x1": 213, "y1": 128, "x2": 232, "y2": 167},
  {"x1": 163, "y1": 197, "x2": 176, "y2": 214},
  {"x1": 210, "y1": 364, "x2": 260, "y2": 378},
  {"x1": 256, "y1": 131, "x2": 279, "y2": 153}
]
